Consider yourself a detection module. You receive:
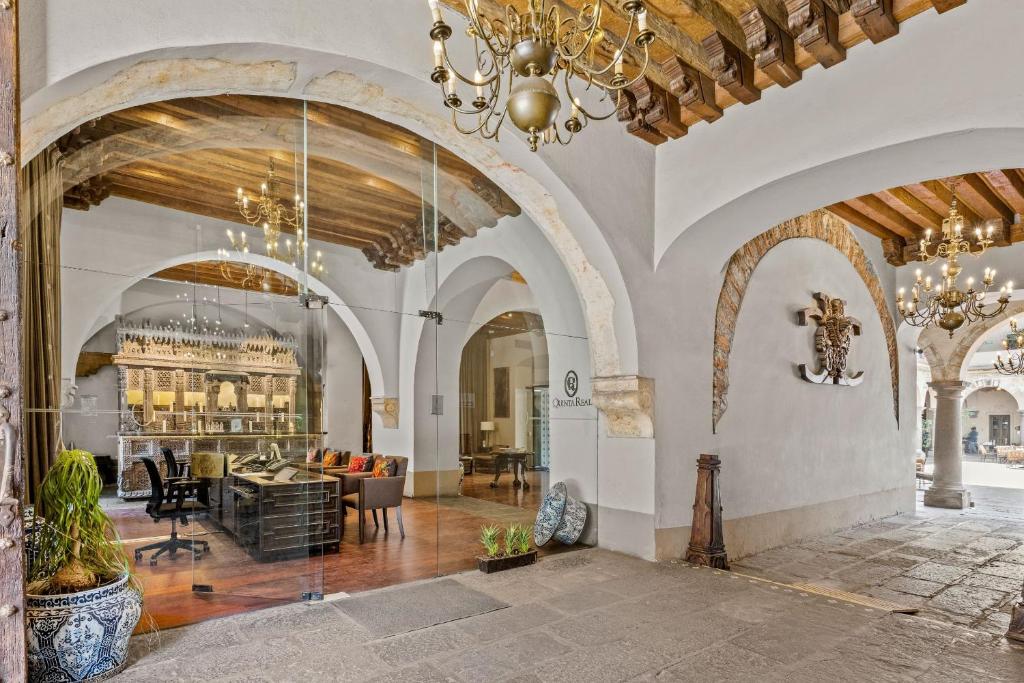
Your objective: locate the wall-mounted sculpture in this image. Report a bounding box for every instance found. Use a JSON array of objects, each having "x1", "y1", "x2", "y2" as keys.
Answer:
[{"x1": 797, "y1": 292, "x2": 864, "y2": 386}]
